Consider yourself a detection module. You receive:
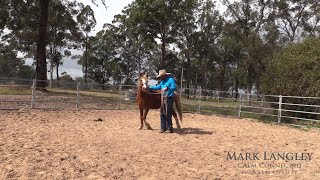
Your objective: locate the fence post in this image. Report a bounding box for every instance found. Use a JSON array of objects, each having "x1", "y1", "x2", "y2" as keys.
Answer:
[
  {"x1": 238, "y1": 94, "x2": 242, "y2": 117},
  {"x1": 118, "y1": 85, "x2": 122, "y2": 110},
  {"x1": 76, "y1": 82, "x2": 80, "y2": 109},
  {"x1": 278, "y1": 95, "x2": 282, "y2": 123},
  {"x1": 198, "y1": 87, "x2": 202, "y2": 113},
  {"x1": 31, "y1": 79, "x2": 36, "y2": 108}
]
